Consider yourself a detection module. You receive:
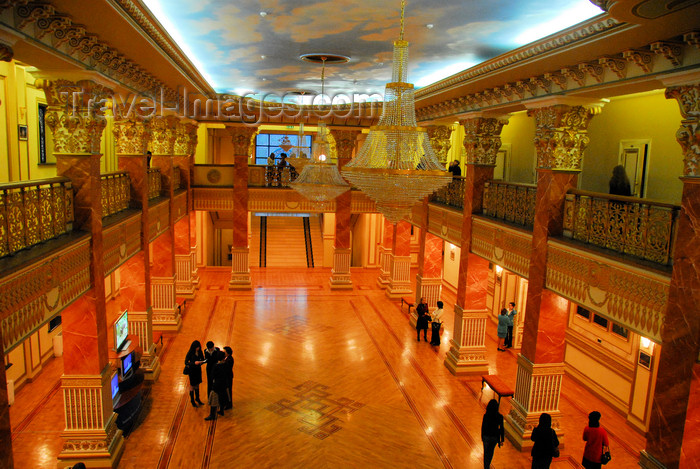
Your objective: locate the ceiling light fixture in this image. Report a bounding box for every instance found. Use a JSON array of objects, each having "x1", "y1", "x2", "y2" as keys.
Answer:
[
  {"x1": 290, "y1": 57, "x2": 351, "y2": 204},
  {"x1": 259, "y1": 11, "x2": 268, "y2": 17},
  {"x1": 341, "y1": 0, "x2": 450, "y2": 223}
]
